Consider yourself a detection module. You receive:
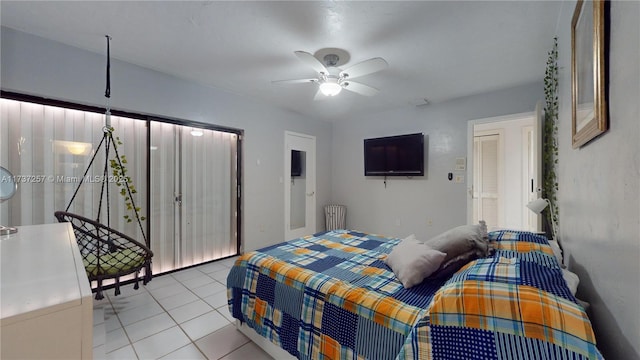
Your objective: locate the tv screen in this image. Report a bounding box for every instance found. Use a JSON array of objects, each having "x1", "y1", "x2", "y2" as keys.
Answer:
[
  {"x1": 291, "y1": 150, "x2": 302, "y2": 177},
  {"x1": 364, "y1": 133, "x2": 424, "y2": 176}
]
